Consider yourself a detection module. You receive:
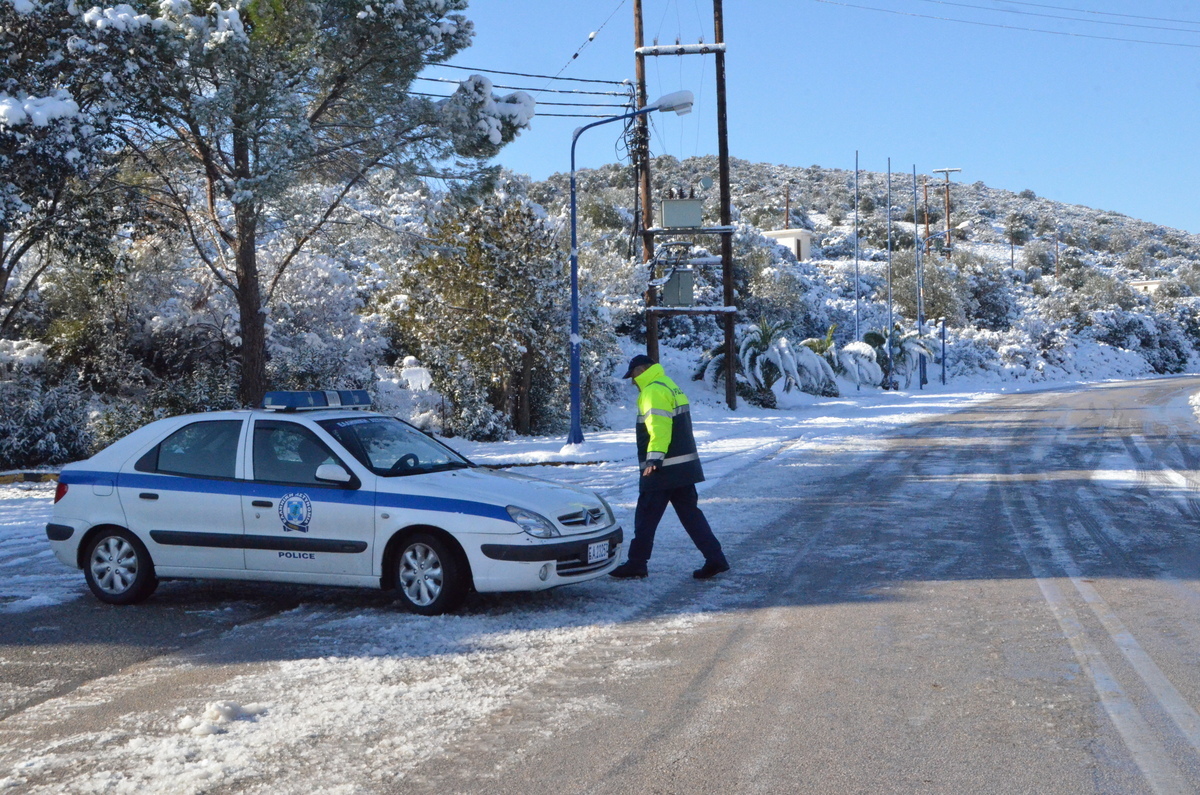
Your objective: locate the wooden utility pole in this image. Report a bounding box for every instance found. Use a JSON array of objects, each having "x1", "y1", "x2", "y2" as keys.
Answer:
[
  {"x1": 632, "y1": 0, "x2": 658, "y2": 361},
  {"x1": 944, "y1": 178, "x2": 952, "y2": 252},
  {"x1": 922, "y1": 176, "x2": 931, "y2": 252},
  {"x1": 784, "y1": 184, "x2": 791, "y2": 230},
  {"x1": 932, "y1": 167, "x2": 961, "y2": 254},
  {"x1": 632, "y1": 0, "x2": 737, "y2": 409},
  {"x1": 714, "y1": 0, "x2": 736, "y2": 409}
]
